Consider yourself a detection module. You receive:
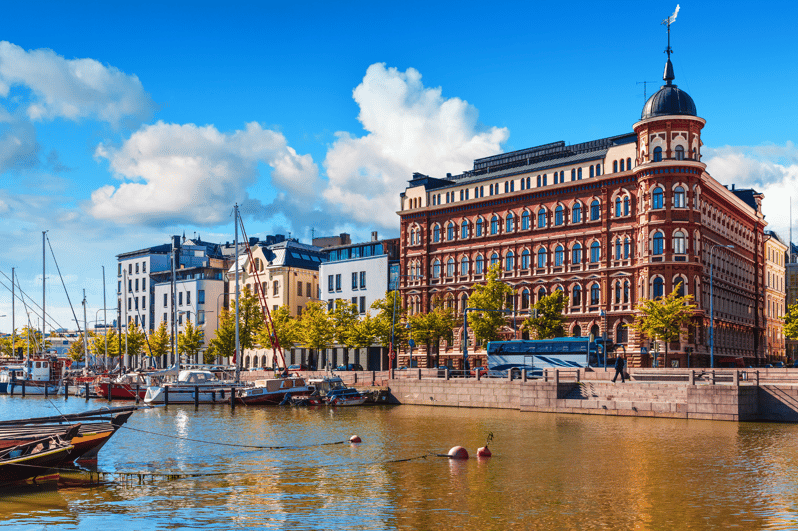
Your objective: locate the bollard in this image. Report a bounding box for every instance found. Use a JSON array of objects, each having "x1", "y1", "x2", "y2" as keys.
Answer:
[
  {"x1": 711, "y1": 370, "x2": 716, "y2": 385},
  {"x1": 85, "y1": 382, "x2": 89, "y2": 401},
  {"x1": 64, "y1": 381, "x2": 68, "y2": 400},
  {"x1": 230, "y1": 387, "x2": 235, "y2": 409},
  {"x1": 445, "y1": 368, "x2": 450, "y2": 381},
  {"x1": 689, "y1": 370, "x2": 694, "y2": 386},
  {"x1": 507, "y1": 369, "x2": 512, "y2": 382},
  {"x1": 476, "y1": 369, "x2": 481, "y2": 381},
  {"x1": 21, "y1": 380, "x2": 26, "y2": 397},
  {"x1": 523, "y1": 369, "x2": 528, "y2": 383},
  {"x1": 576, "y1": 369, "x2": 581, "y2": 383},
  {"x1": 194, "y1": 385, "x2": 199, "y2": 406},
  {"x1": 372, "y1": 370, "x2": 376, "y2": 386},
  {"x1": 733, "y1": 370, "x2": 739, "y2": 386},
  {"x1": 756, "y1": 370, "x2": 760, "y2": 386},
  {"x1": 543, "y1": 369, "x2": 548, "y2": 383},
  {"x1": 135, "y1": 384, "x2": 140, "y2": 404},
  {"x1": 44, "y1": 382, "x2": 48, "y2": 398},
  {"x1": 164, "y1": 385, "x2": 169, "y2": 406},
  {"x1": 418, "y1": 368, "x2": 422, "y2": 380},
  {"x1": 108, "y1": 383, "x2": 112, "y2": 402},
  {"x1": 554, "y1": 369, "x2": 560, "y2": 386}
]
